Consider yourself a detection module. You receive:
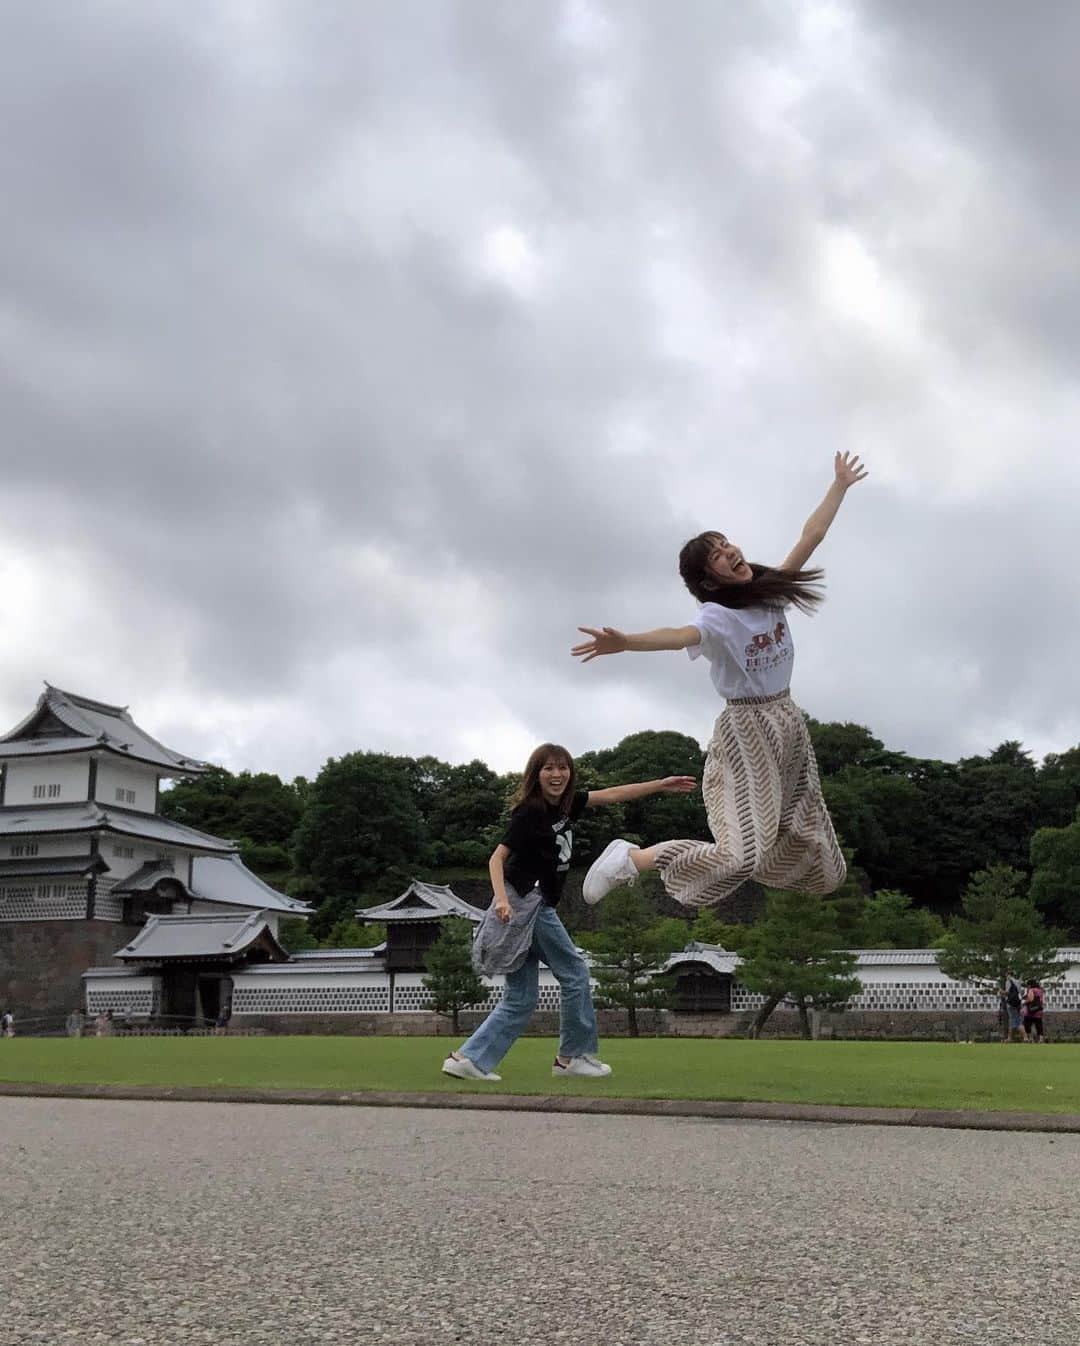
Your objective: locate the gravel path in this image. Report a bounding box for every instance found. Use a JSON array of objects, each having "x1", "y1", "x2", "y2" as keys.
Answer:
[{"x1": 1, "y1": 1097, "x2": 1076, "y2": 1344}]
